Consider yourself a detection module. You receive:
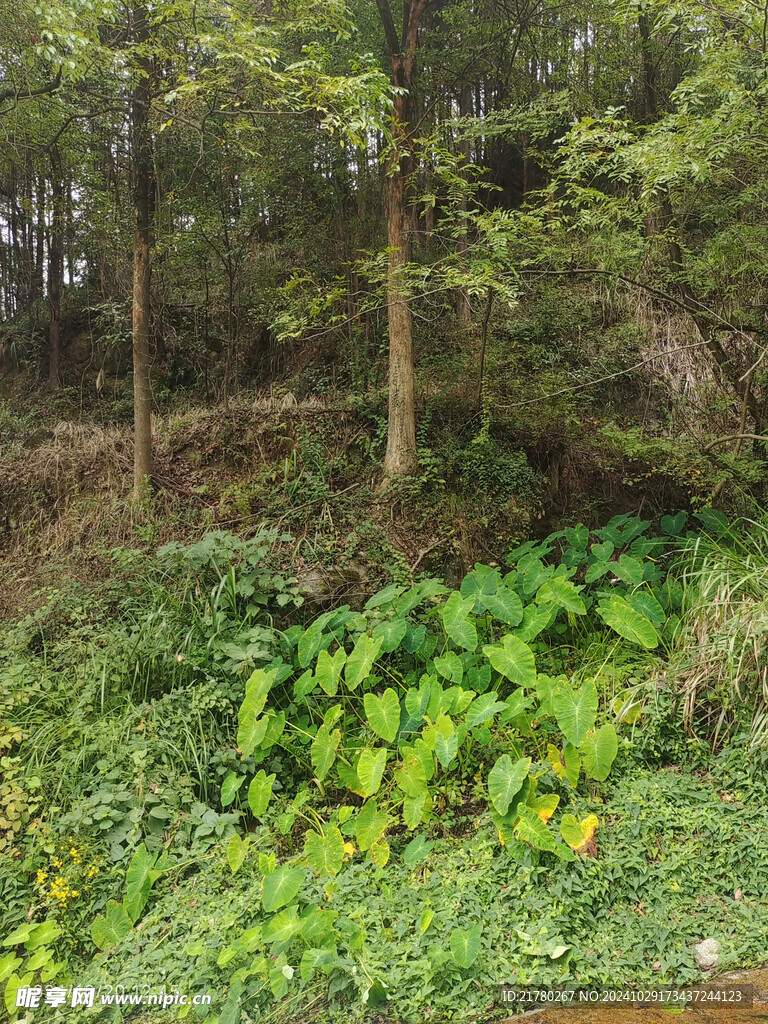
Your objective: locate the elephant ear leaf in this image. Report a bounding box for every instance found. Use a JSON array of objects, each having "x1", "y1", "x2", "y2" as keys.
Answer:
[
  {"x1": 597, "y1": 596, "x2": 658, "y2": 649},
  {"x1": 551, "y1": 679, "x2": 598, "y2": 746},
  {"x1": 450, "y1": 923, "x2": 482, "y2": 968},
  {"x1": 580, "y1": 724, "x2": 618, "y2": 782}
]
